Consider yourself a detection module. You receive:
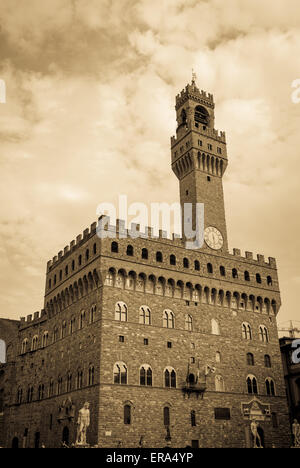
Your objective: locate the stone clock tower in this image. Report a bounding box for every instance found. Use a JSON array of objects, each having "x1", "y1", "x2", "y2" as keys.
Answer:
[{"x1": 171, "y1": 77, "x2": 228, "y2": 252}]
